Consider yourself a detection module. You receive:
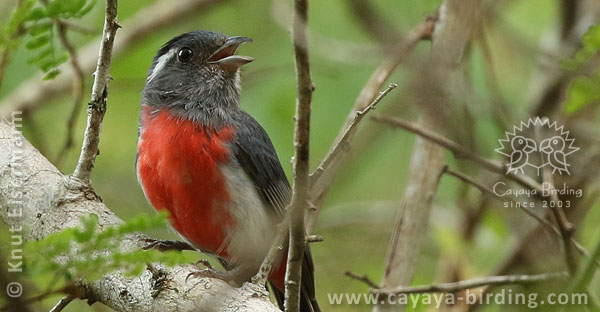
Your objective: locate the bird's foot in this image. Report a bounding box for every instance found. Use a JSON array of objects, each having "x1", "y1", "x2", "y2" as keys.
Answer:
[
  {"x1": 141, "y1": 238, "x2": 195, "y2": 252},
  {"x1": 186, "y1": 261, "x2": 240, "y2": 284},
  {"x1": 195, "y1": 259, "x2": 215, "y2": 270}
]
